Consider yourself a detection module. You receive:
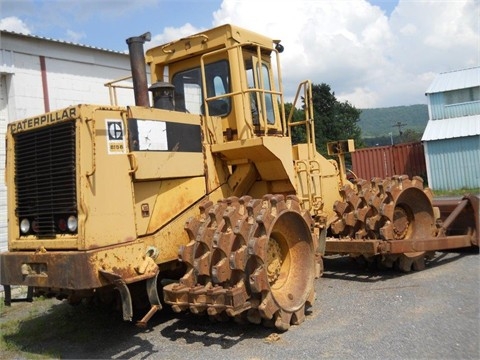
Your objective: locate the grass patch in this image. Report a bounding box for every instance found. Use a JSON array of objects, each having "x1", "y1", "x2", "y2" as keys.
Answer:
[
  {"x1": 0, "y1": 296, "x2": 59, "y2": 359},
  {"x1": 432, "y1": 188, "x2": 479, "y2": 197},
  {"x1": 0, "y1": 296, "x2": 138, "y2": 359}
]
